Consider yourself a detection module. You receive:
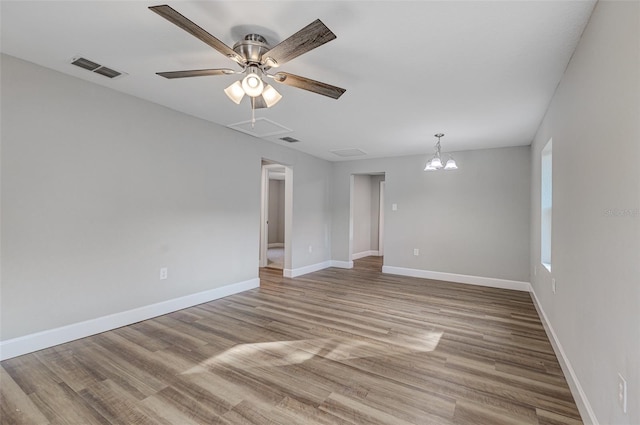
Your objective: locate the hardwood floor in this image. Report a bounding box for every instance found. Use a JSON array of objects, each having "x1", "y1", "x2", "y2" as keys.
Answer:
[
  {"x1": 352, "y1": 255, "x2": 383, "y2": 272},
  {"x1": 1, "y1": 257, "x2": 582, "y2": 424}
]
